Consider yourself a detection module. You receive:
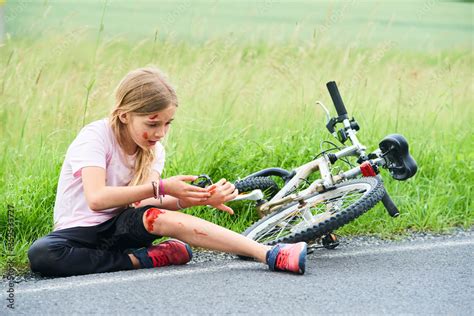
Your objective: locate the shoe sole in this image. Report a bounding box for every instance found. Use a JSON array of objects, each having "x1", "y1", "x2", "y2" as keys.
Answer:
[
  {"x1": 298, "y1": 242, "x2": 307, "y2": 275},
  {"x1": 185, "y1": 243, "x2": 193, "y2": 262}
]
